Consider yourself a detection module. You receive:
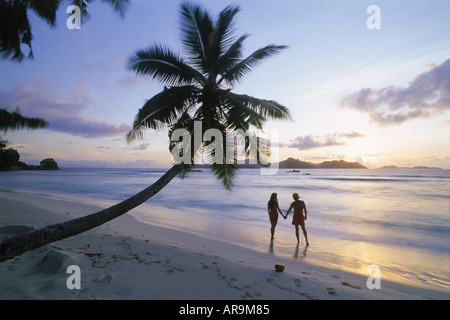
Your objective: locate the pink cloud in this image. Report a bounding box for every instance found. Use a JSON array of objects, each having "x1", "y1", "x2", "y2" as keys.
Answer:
[{"x1": 340, "y1": 58, "x2": 450, "y2": 125}]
